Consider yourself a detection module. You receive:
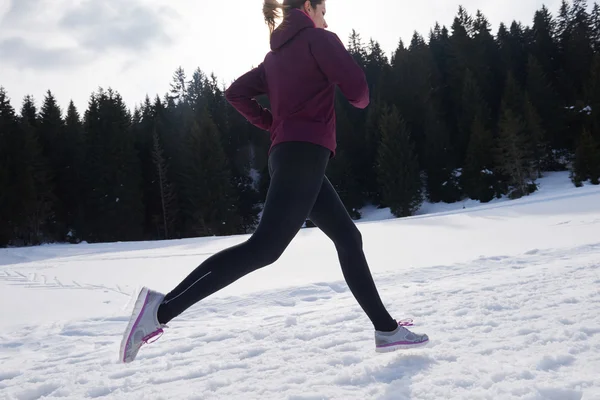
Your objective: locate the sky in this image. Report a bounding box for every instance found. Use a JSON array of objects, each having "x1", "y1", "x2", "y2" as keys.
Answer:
[{"x1": 0, "y1": 0, "x2": 565, "y2": 114}]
